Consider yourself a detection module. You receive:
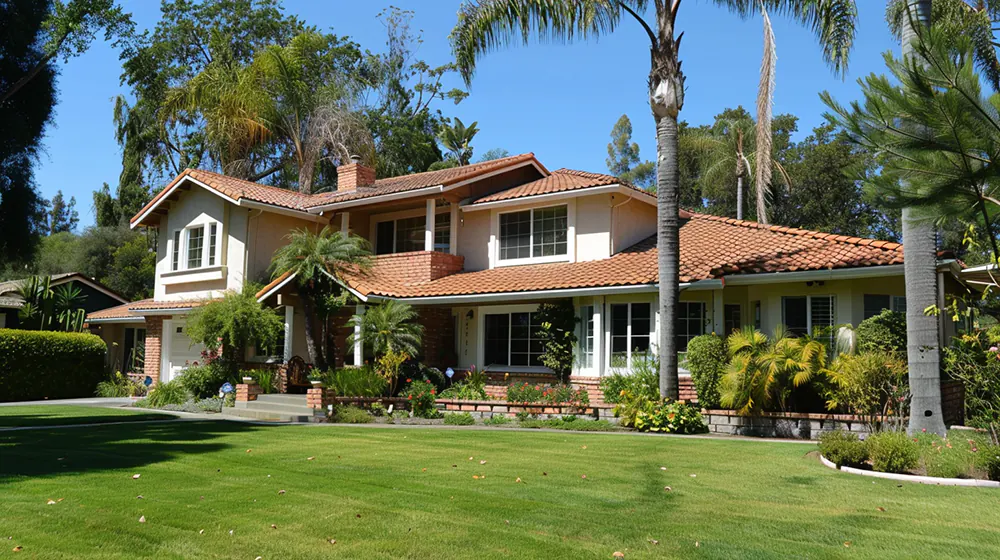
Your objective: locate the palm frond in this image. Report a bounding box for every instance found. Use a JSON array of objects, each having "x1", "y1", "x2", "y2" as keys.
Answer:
[{"x1": 755, "y1": 6, "x2": 776, "y2": 225}]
